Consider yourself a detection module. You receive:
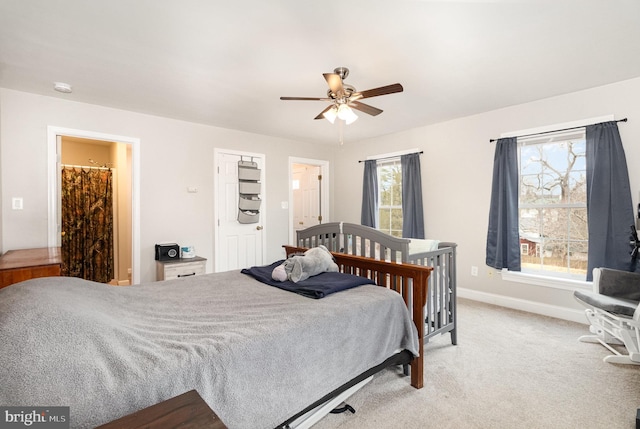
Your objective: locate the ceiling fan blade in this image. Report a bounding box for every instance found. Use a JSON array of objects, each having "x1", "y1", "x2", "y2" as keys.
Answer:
[
  {"x1": 314, "y1": 105, "x2": 334, "y2": 120},
  {"x1": 280, "y1": 96, "x2": 330, "y2": 101},
  {"x1": 323, "y1": 73, "x2": 344, "y2": 97},
  {"x1": 352, "y1": 83, "x2": 404, "y2": 100},
  {"x1": 349, "y1": 101, "x2": 383, "y2": 116}
]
